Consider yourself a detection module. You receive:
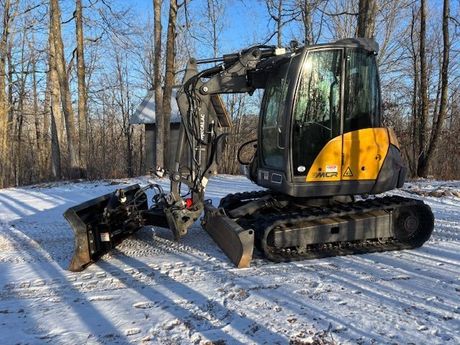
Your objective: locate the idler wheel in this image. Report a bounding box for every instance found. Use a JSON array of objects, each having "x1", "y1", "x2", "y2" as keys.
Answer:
[{"x1": 393, "y1": 203, "x2": 434, "y2": 247}]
